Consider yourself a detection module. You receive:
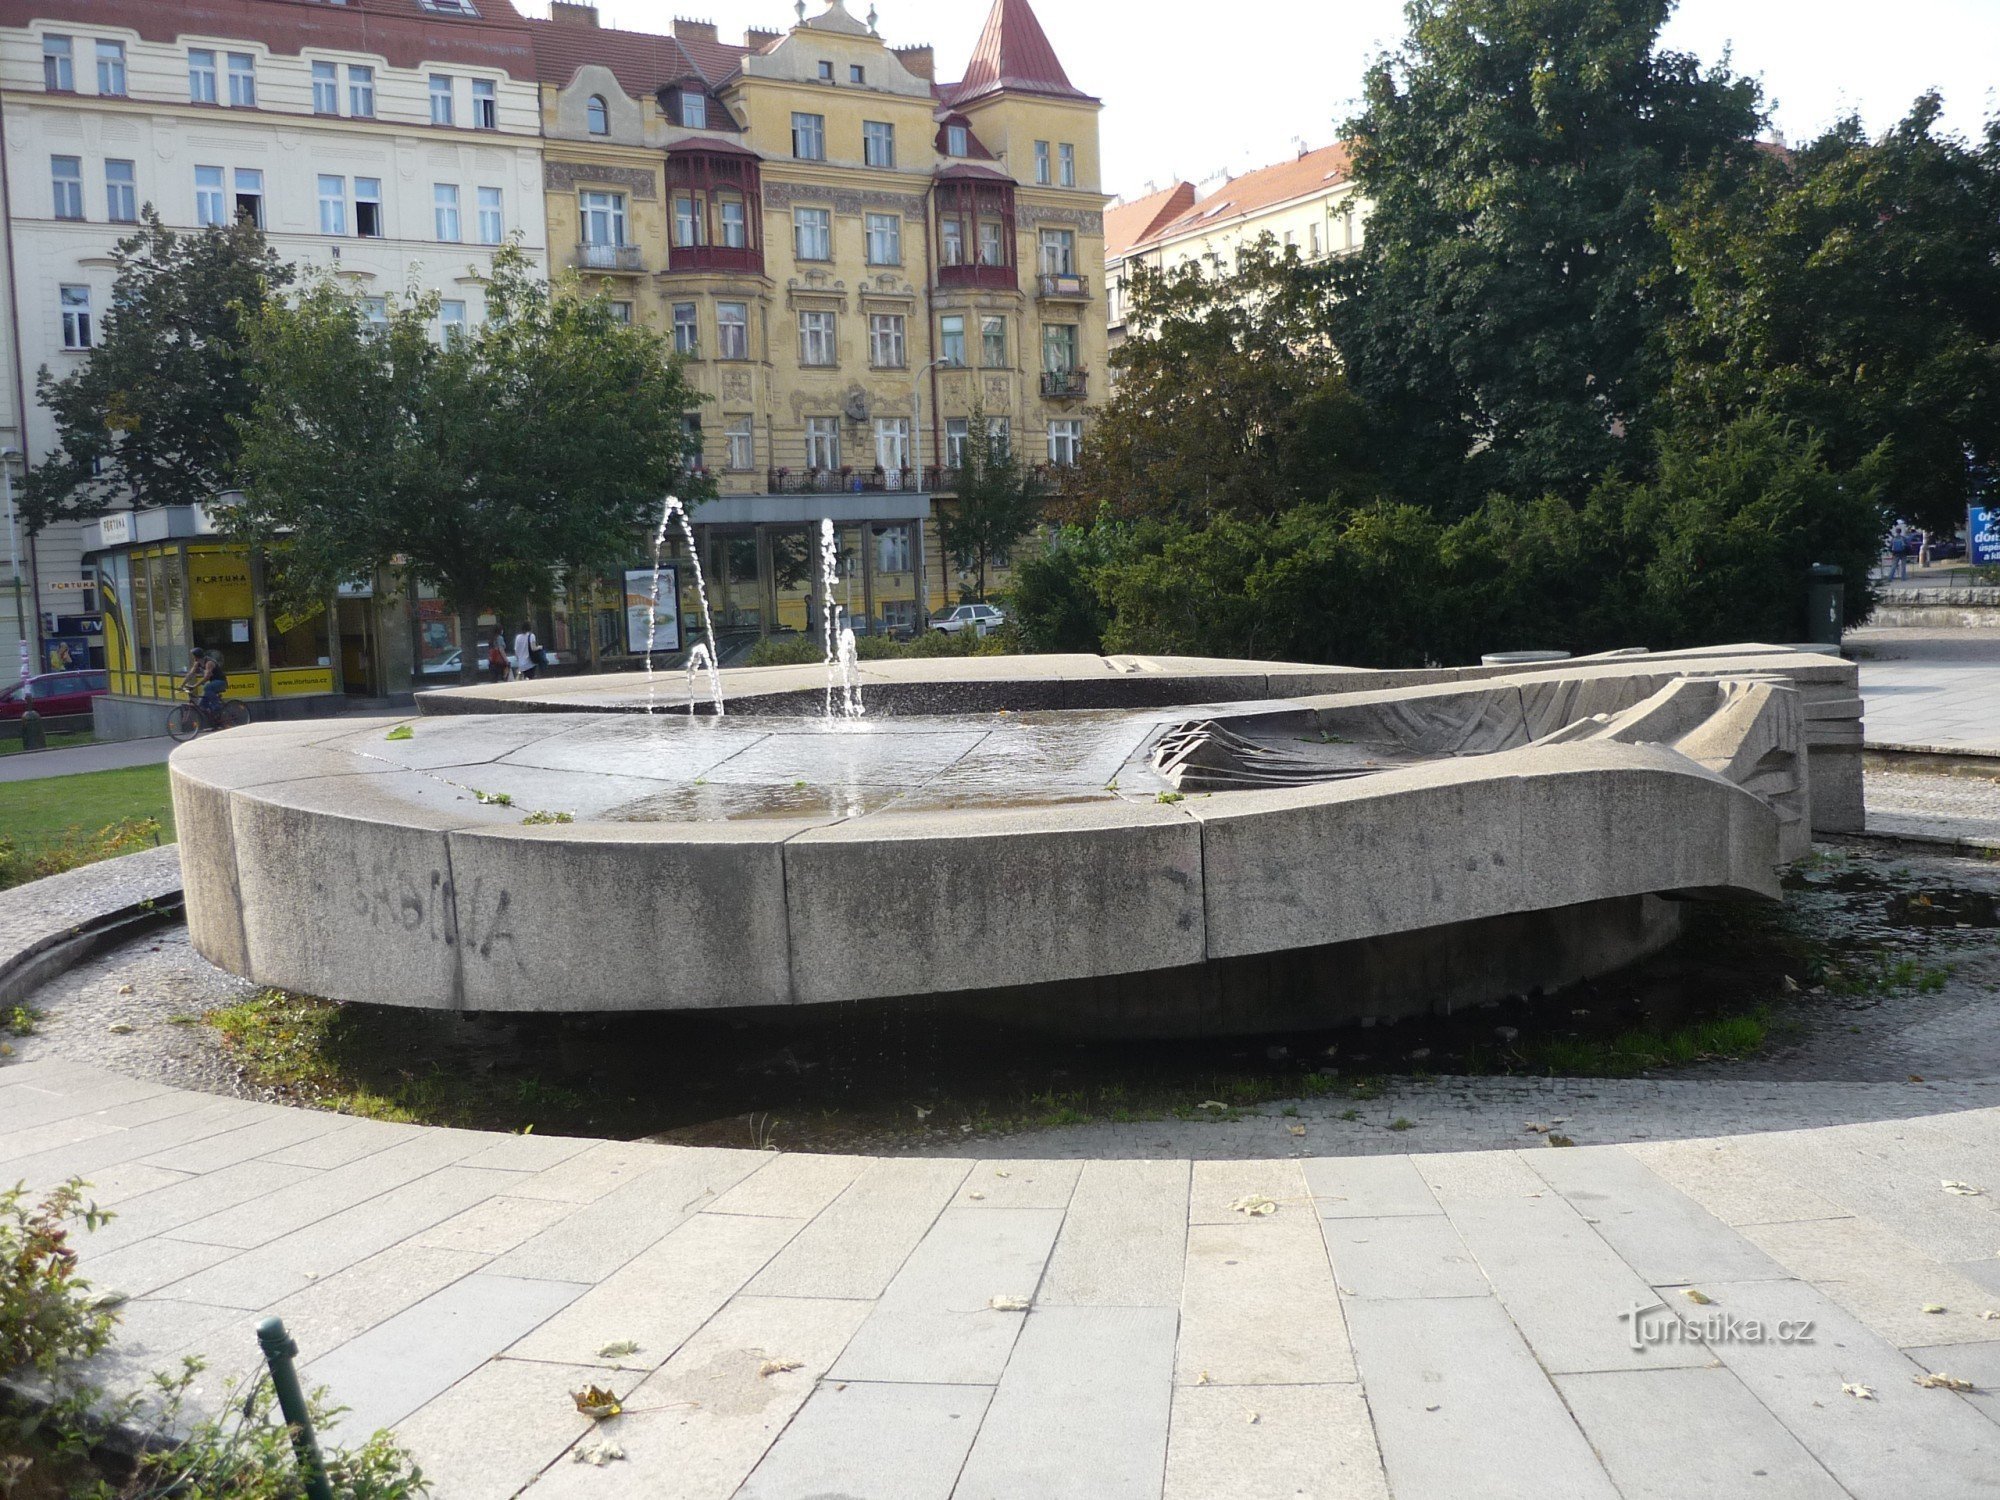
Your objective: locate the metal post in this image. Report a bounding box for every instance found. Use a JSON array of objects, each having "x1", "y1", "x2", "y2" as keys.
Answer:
[
  {"x1": 256, "y1": 1317, "x2": 335, "y2": 1500},
  {"x1": 2, "y1": 455, "x2": 26, "y2": 681}
]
